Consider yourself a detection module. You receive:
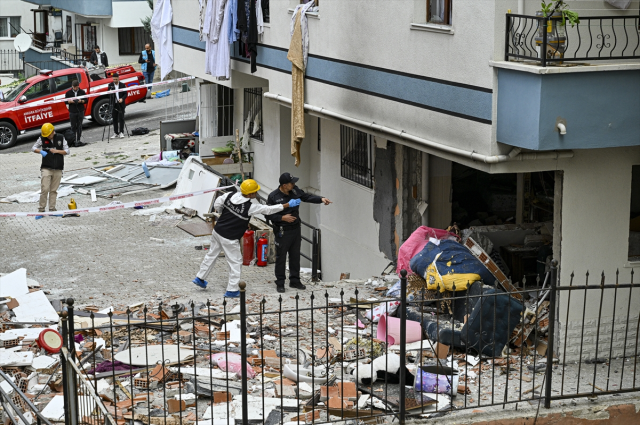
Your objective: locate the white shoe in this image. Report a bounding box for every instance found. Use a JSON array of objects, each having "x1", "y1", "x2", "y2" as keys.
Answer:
[
  {"x1": 119, "y1": 133, "x2": 125, "y2": 138},
  {"x1": 110, "y1": 134, "x2": 118, "y2": 139}
]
